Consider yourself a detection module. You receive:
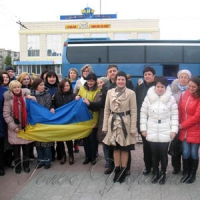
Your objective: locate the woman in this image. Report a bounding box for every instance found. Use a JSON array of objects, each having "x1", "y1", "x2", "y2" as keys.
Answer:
[
  {"x1": 179, "y1": 76, "x2": 200, "y2": 184},
  {"x1": 40, "y1": 69, "x2": 49, "y2": 82},
  {"x1": 102, "y1": 71, "x2": 137, "y2": 183},
  {"x1": 140, "y1": 76, "x2": 178, "y2": 185},
  {"x1": 74, "y1": 65, "x2": 93, "y2": 152},
  {"x1": 31, "y1": 78, "x2": 54, "y2": 169},
  {"x1": 3, "y1": 80, "x2": 33, "y2": 174},
  {"x1": 0, "y1": 74, "x2": 8, "y2": 176},
  {"x1": 45, "y1": 70, "x2": 60, "y2": 161},
  {"x1": 0, "y1": 72, "x2": 13, "y2": 168},
  {"x1": 171, "y1": 69, "x2": 192, "y2": 174},
  {"x1": 52, "y1": 78, "x2": 76, "y2": 165},
  {"x1": 95, "y1": 77, "x2": 109, "y2": 167},
  {"x1": 76, "y1": 72, "x2": 100, "y2": 165},
  {"x1": 67, "y1": 68, "x2": 79, "y2": 91},
  {"x1": 1, "y1": 72, "x2": 10, "y2": 87},
  {"x1": 67, "y1": 68, "x2": 79, "y2": 153},
  {"x1": 17, "y1": 72, "x2": 33, "y2": 89},
  {"x1": 74, "y1": 64, "x2": 93, "y2": 95},
  {"x1": 17, "y1": 72, "x2": 35, "y2": 158}
]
